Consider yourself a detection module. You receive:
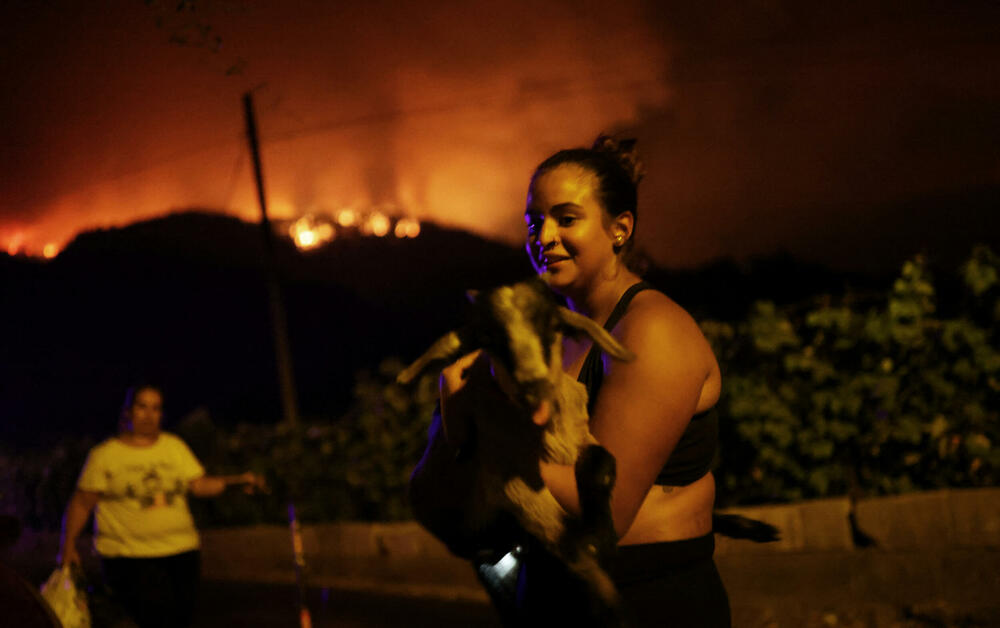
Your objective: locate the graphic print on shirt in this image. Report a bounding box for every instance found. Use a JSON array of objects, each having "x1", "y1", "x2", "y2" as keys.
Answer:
[{"x1": 117, "y1": 462, "x2": 187, "y2": 509}]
